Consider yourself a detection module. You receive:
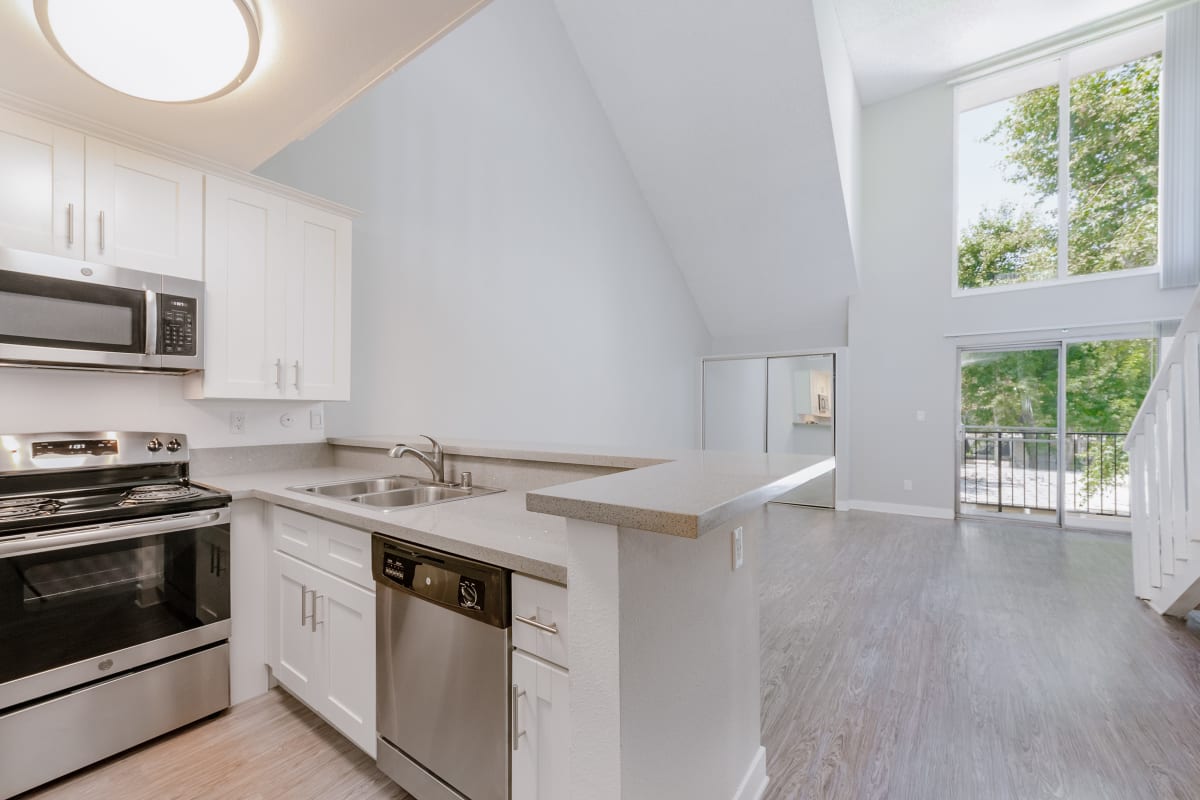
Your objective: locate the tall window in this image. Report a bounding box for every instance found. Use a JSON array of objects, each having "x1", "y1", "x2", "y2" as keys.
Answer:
[{"x1": 956, "y1": 24, "x2": 1164, "y2": 291}]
